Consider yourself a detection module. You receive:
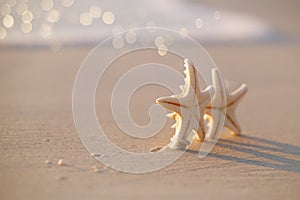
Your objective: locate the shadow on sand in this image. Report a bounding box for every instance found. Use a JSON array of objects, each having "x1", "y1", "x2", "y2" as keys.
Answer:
[{"x1": 187, "y1": 135, "x2": 300, "y2": 172}]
